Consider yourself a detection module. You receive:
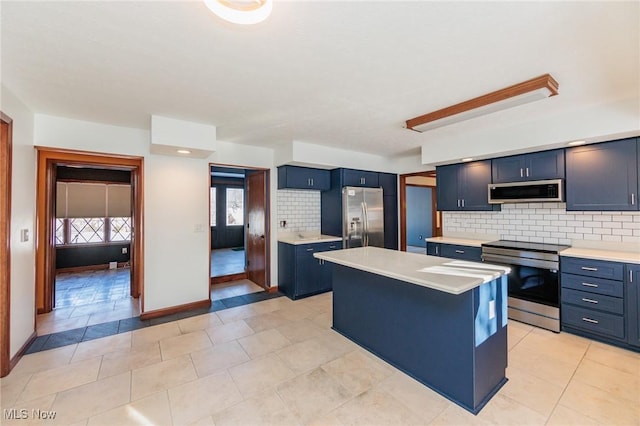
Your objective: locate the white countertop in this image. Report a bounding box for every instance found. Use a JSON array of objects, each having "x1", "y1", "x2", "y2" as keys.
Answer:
[
  {"x1": 424, "y1": 236, "x2": 493, "y2": 247},
  {"x1": 278, "y1": 233, "x2": 342, "y2": 245},
  {"x1": 313, "y1": 246, "x2": 510, "y2": 295},
  {"x1": 561, "y1": 247, "x2": 640, "y2": 265}
]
